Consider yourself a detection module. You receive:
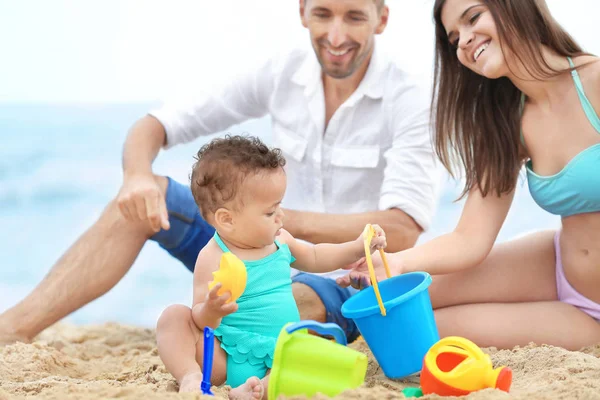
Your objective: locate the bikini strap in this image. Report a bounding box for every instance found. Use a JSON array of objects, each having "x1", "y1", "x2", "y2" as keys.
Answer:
[
  {"x1": 519, "y1": 92, "x2": 527, "y2": 148},
  {"x1": 568, "y1": 57, "x2": 583, "y2": 91},
  {"x1": 567, "y1": 56, "x2": 600, "y2": 133},
  {"x1": 213, "y1": 232, "x2": 231, "y2": 253}
]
